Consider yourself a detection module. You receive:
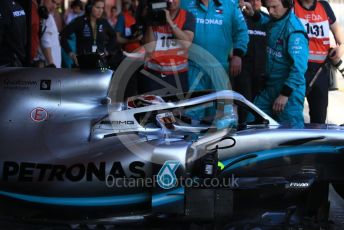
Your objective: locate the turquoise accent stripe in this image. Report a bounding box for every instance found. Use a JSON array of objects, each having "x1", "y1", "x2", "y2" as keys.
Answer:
[
  {"x1": 0, "y1": 191, "x2": 150, "y2": 207},
  {"x1": 152, "y1": 187, "x2": 184, "y2": 207},
  {"x1": 223, "y1": 145, "x2": 344, "y2": 172}
]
